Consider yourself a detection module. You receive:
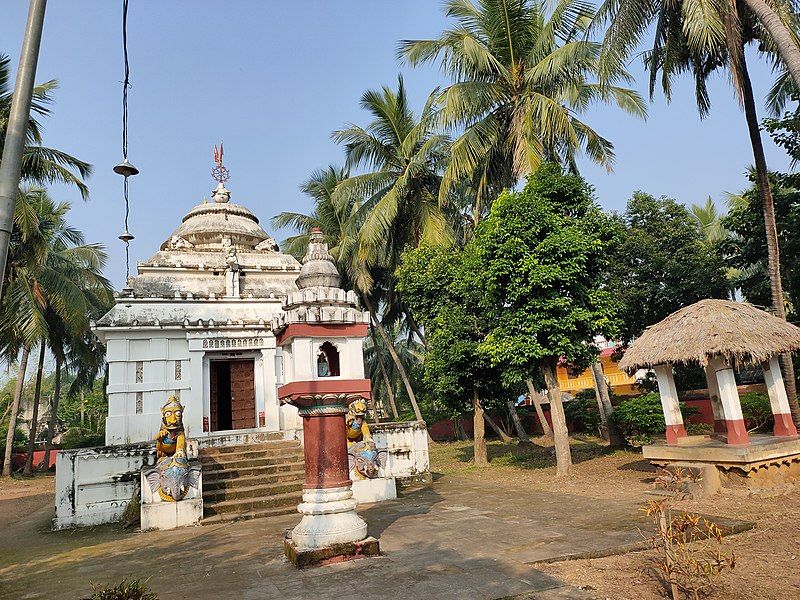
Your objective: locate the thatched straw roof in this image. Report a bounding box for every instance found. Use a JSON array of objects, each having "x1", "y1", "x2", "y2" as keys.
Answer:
[{"x1": 618, "y1": 299, "x2": 800, "y2": 373}]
